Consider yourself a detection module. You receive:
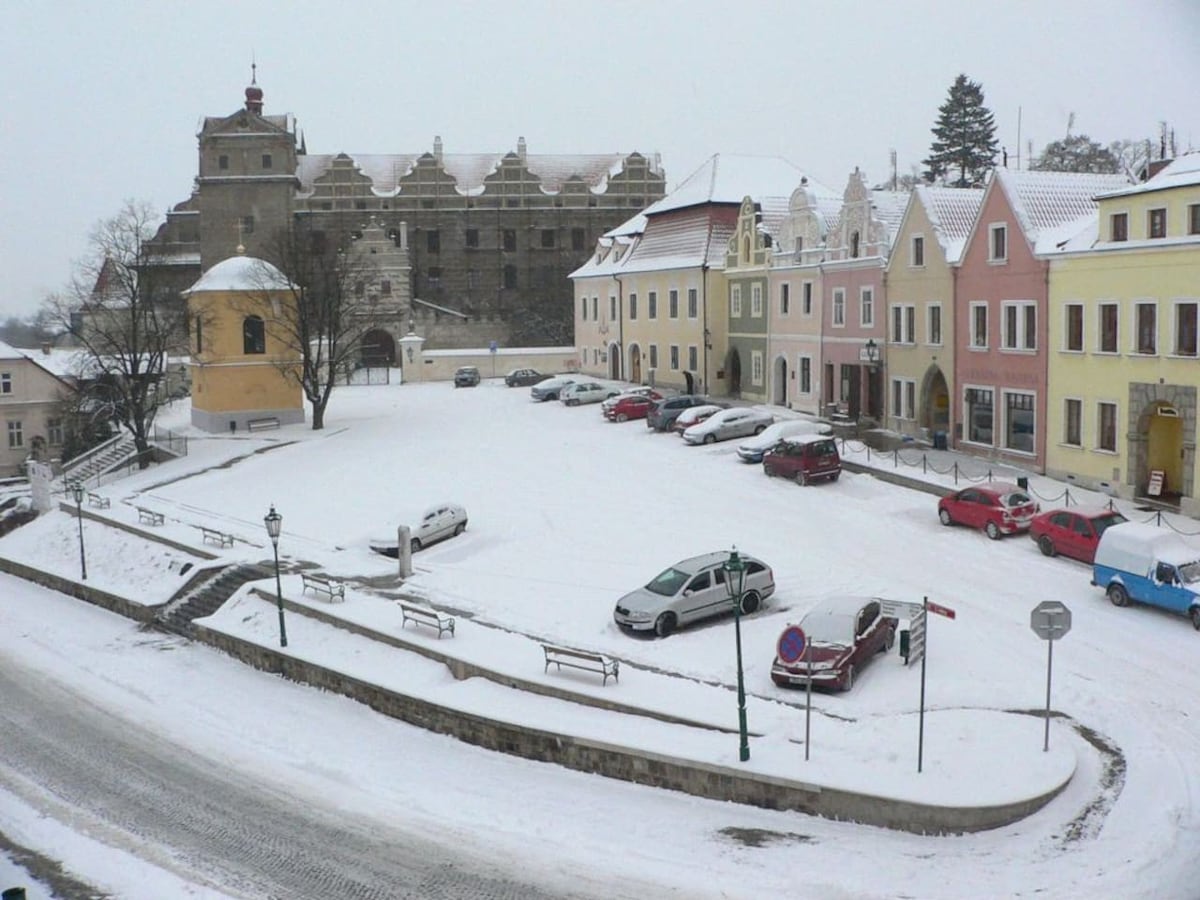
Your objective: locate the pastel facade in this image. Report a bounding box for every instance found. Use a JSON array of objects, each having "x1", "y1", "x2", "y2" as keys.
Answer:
[
  {"x1": 0, "y1": 341, "x2": 74, "y2": 476},
  {"x1": 1045, "y1": 153, "x2": 1200, "y2": 514},
  {"x1": 725, "y1": 197, "x2": 787, "y2": 403}
]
